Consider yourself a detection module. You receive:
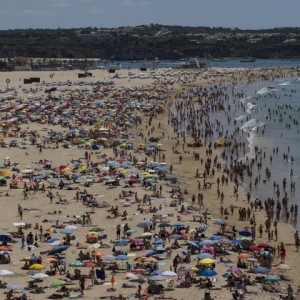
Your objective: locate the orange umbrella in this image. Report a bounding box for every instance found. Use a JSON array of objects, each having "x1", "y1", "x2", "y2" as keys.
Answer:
[
  {"x1": 92, "y1": 252, "x2": 104, "y2": 257},
  {"x1": 45, "y1": 257, "x2": 58, "y2": 262},
  {"x1": 237, "y1": 253, "x2": 250, "y2": 259}
]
